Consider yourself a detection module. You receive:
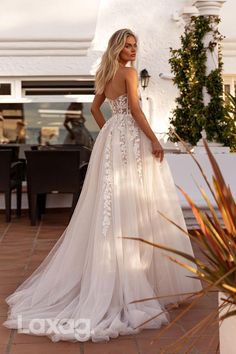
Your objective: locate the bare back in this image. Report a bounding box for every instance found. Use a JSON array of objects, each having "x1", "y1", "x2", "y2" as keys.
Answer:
[{"x1": 104, "y1": 67, "x2": 127, "y2": 100}]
